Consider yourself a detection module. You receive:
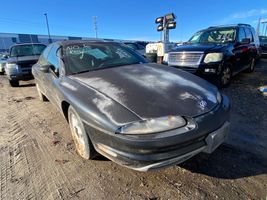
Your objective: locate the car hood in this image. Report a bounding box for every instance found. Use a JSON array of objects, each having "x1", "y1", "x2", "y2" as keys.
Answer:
[
  {"x1": 70, "y1": 63, "x2": 219, "y2": 119},
  {"x1": 173, "y1": 43, "x2": 228, "y2": 53},
  {"x1": 7, "y1": 55, "x2": 40, "y2": 65}
]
